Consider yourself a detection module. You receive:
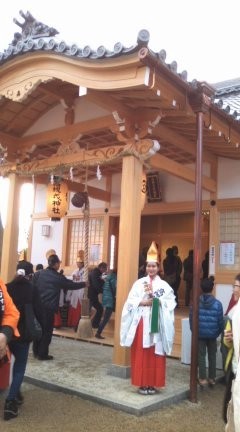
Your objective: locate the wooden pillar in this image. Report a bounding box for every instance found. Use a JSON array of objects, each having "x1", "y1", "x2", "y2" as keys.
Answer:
[
  {"x1": 190, "y1": 111, "x2": 203, "y2": 403},
  {"x1": 209, "y1": 157, "x2": 218, "y2": 281},
  {"x1": 189, "y1": 83, "x2": 214, "y2": 403},
  {"x1": 209, "y1": 204, "x2": 218, "y2": 279},
  {"x1": 0, "y1": 174, "x2": 21, "y2": 282},
  {"x1": 110, "y1": 155, "x2": 142, "y2": 377},
  {"x1": 102, "y1": 175, "x2": 112, "y2": 263}
]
